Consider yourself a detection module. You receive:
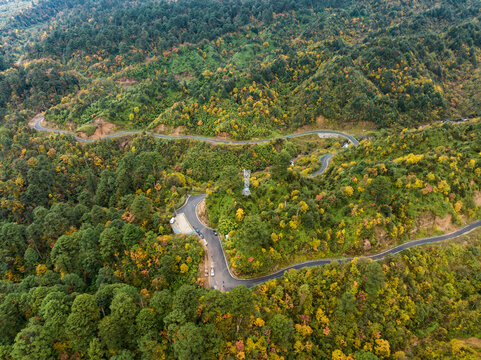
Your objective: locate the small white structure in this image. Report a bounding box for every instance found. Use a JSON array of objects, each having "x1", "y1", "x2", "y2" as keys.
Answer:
[{"x1": 169, "y1": 217, "x2": 175, "y2": 224}]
